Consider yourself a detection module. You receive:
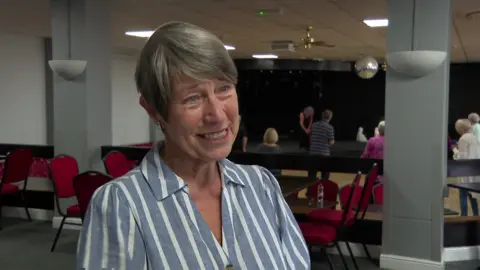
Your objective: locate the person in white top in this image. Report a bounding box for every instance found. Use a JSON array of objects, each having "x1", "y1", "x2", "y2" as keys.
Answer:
[
  {"x1": 468, "y1": 112, "x2": 480, "y2": 143},
  {"x1": 356, "y1": 127, "x2": 368, "y2": 142},
  {"x1": 454, "y1": 119, "x2": 480, "y2": 216}
]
